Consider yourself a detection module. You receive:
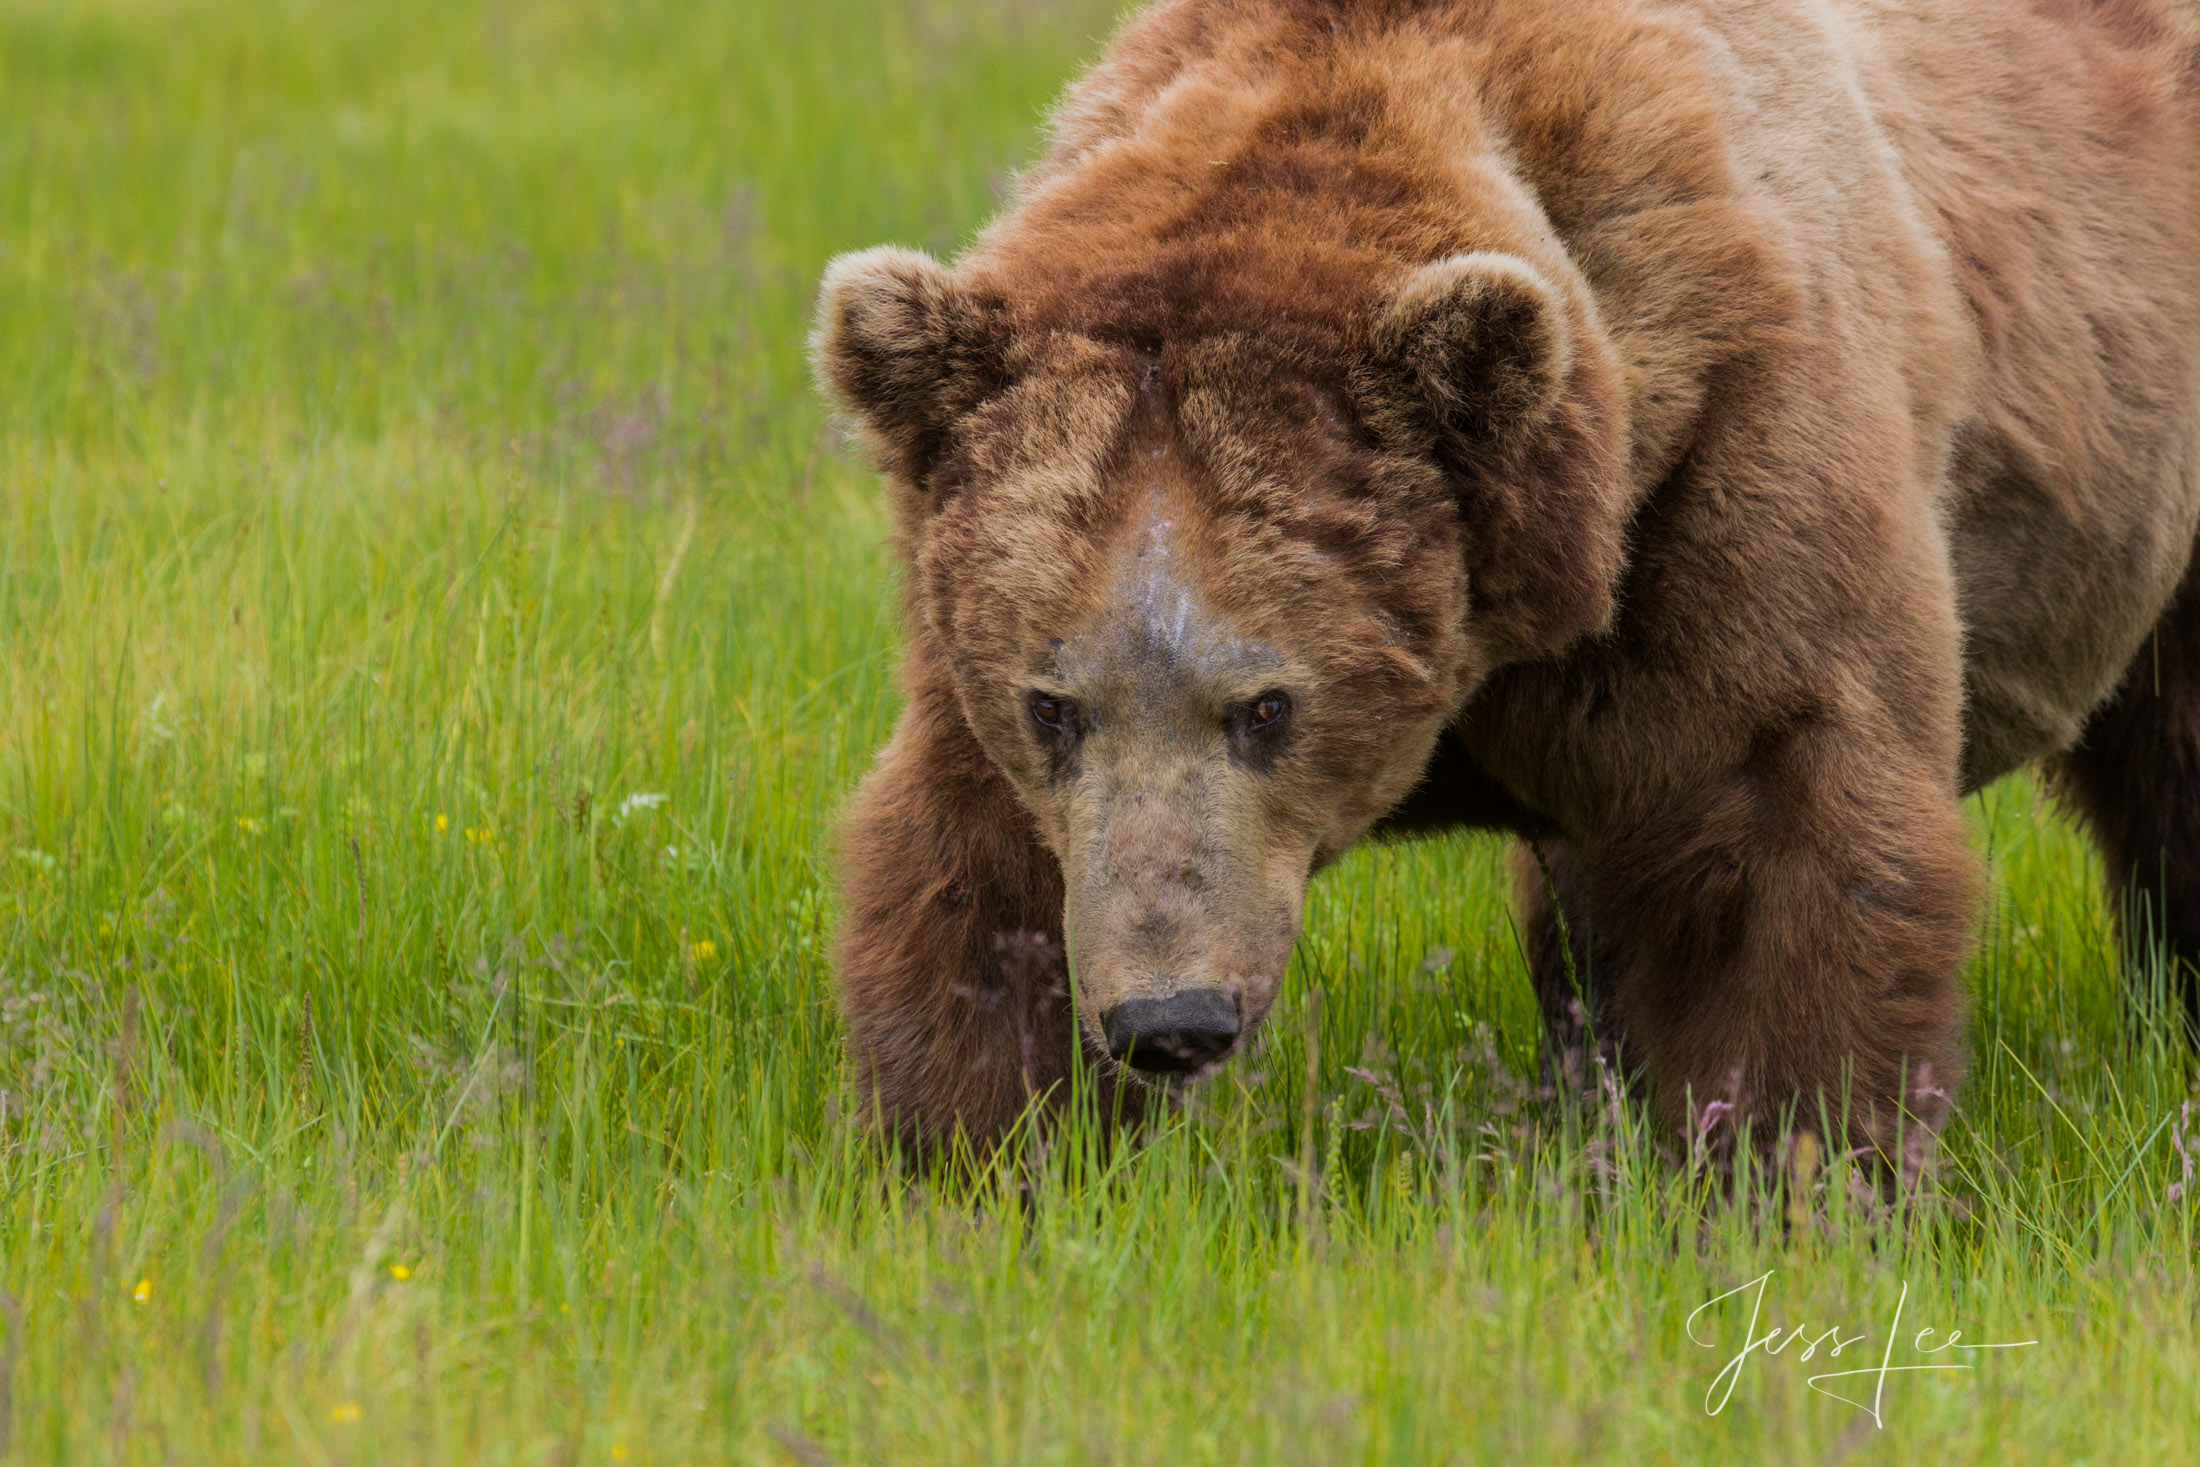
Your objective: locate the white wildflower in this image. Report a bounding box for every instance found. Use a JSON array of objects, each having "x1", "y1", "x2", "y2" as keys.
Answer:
[{"x1": 614, "y1": 792, "x2": 668, "y2": 824}]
